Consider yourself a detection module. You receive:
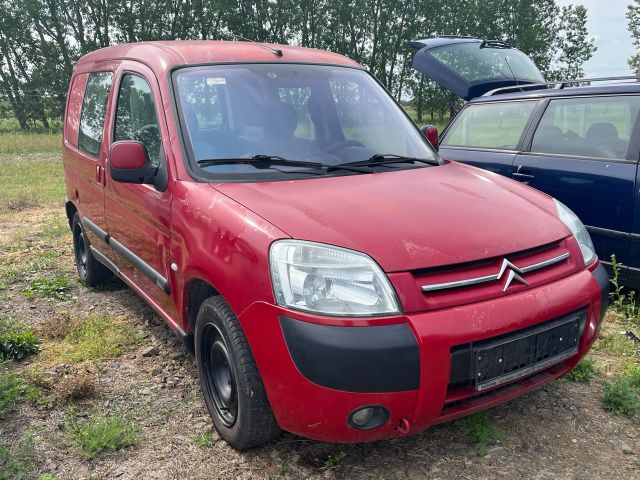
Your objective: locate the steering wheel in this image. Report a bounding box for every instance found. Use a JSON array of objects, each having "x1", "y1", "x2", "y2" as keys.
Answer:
[{"x1": 323, "y1": 139, "x2": 365, "y2": 154}]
